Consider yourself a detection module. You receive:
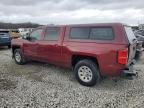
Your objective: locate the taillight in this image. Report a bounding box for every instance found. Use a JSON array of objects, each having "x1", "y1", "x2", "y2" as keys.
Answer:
[{"x1": 118, "y1": 49, "x2": 128, "y2": 65}]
